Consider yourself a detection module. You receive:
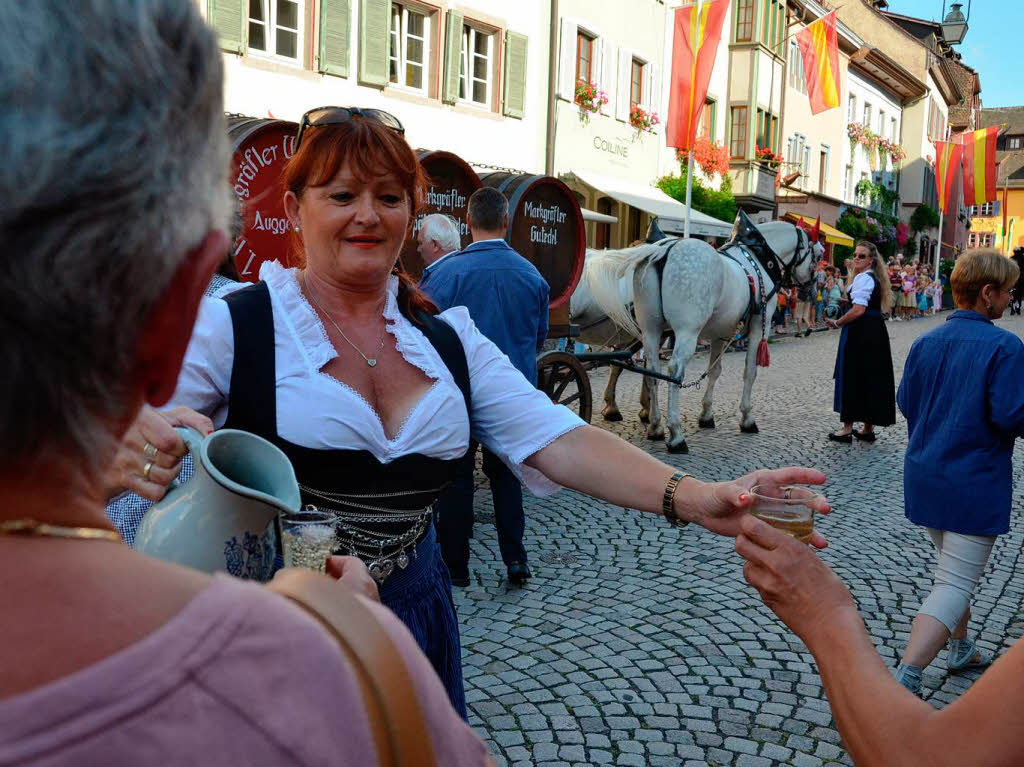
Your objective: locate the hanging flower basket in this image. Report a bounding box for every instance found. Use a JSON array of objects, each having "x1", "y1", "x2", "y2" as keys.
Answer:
[
  {"x1": 575, "y1": 79, "x2": 608, "y2": 122},
  {"x1": 629, "y1": 105, "x2": 660, "y2": 135}
]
